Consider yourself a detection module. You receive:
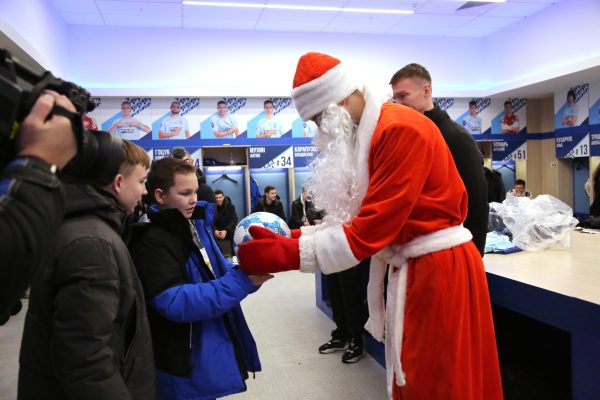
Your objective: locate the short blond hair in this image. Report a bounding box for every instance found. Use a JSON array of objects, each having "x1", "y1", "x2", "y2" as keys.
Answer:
[{"x1": 121, "y1": 140, "x2": 150, "y2": 175}]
